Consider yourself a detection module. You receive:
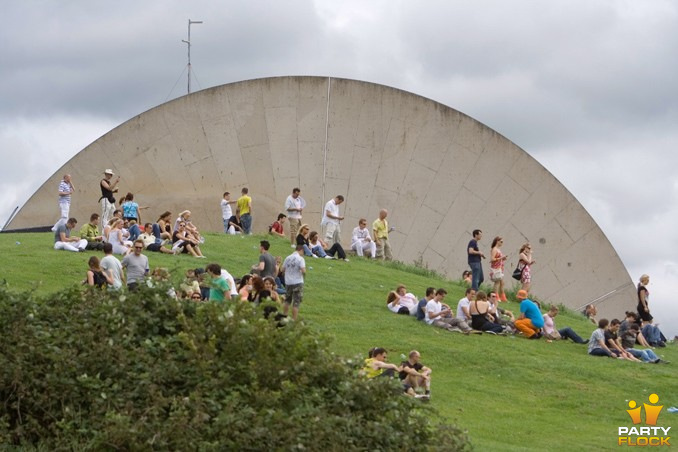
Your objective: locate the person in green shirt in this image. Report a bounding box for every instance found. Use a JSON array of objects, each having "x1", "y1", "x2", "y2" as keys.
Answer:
[
  {"x1": 206, "y1": 263, "x2": 230, "y2": 302},
  {"x1": 79, "y1": 213, "x2": 105, "y2": 250}
]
